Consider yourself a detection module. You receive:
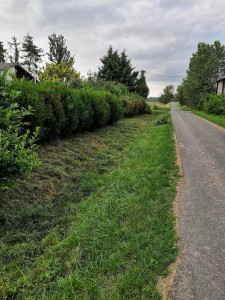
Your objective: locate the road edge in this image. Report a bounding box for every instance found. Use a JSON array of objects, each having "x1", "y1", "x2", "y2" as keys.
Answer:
[
  {"x1": 157, "y1": 125, "x2": 183, "y2": 299},
  {"x1": 192, "y1": 112, "x2": 225, "y2": 133}
]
